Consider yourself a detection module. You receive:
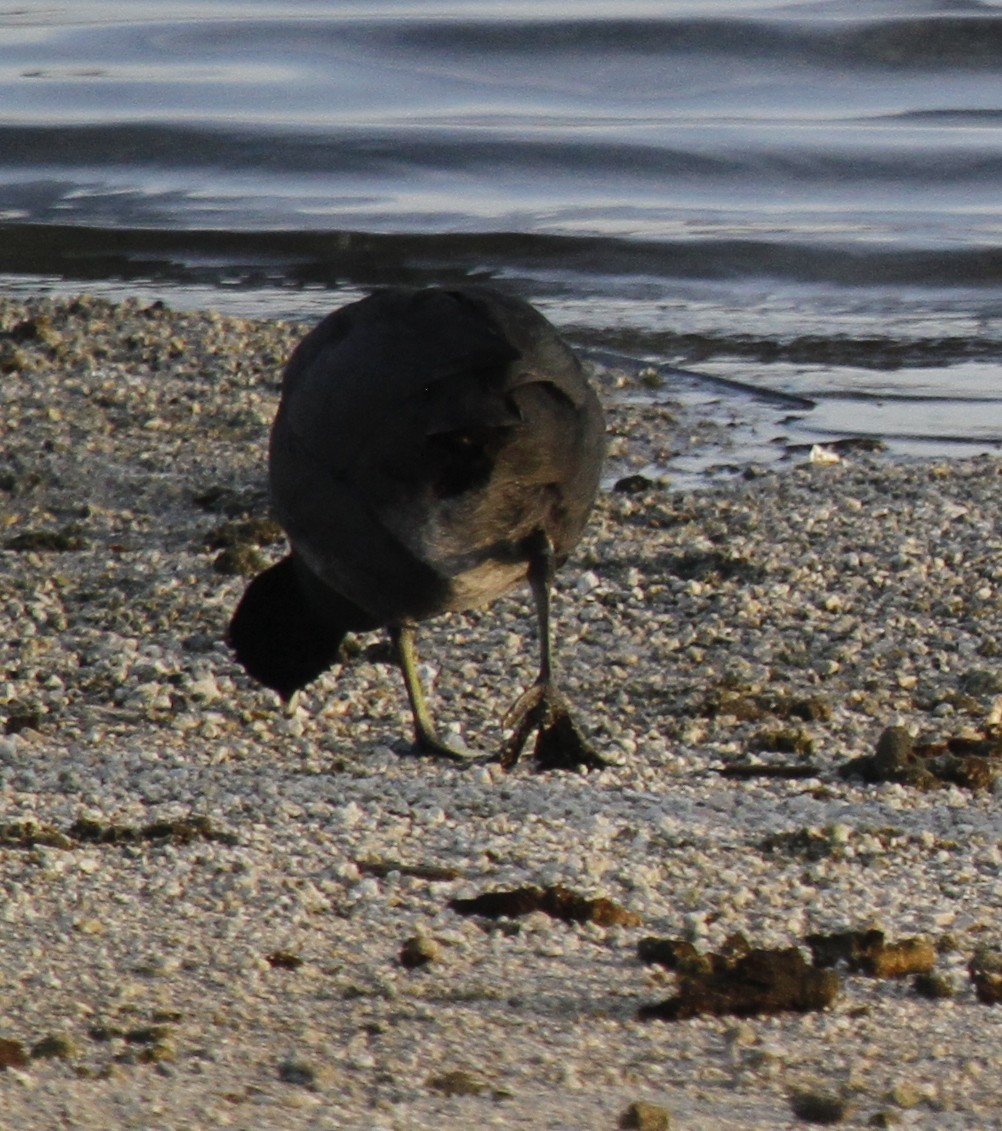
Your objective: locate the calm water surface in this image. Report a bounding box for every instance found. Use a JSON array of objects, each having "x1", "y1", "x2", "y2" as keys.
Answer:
[{"x1": 3, "y1": 0, "x2": 1002, "y2": 480}]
